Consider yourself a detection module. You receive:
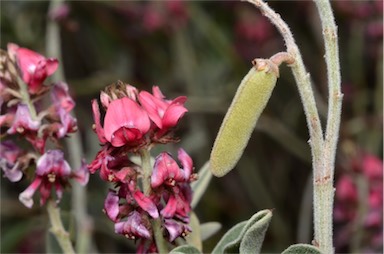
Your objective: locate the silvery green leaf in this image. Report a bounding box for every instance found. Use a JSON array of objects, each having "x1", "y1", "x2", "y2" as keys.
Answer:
[
  {"x1": 191, "y1": 161, "x2": 212, "y2": 208},
  {"x1": 239, "y1": 209, "x2": 272, "y2": 254},
  {"x1": 185, "y1": 212, "x2": 202, "y2": 251},
  {"x1": 200, "y1": 222, "x2": 222, "y2": 241},
  {"x1": 281, "y1": 243, "x2": 322, "y2": 254},
  {"x1": 170, "y1": 245, "x2": 202, "y2": 254},
  {"x1": 212, "y1": 209, "x2": 272, "y2": 254}
]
